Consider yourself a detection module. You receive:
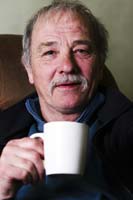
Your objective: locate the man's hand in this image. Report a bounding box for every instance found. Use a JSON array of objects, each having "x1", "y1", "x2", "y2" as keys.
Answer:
[{"x1": 0, "y1": 137, "x2": 44, "y2": 199}]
